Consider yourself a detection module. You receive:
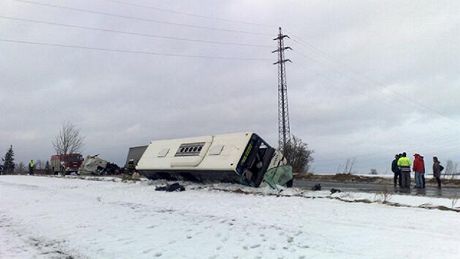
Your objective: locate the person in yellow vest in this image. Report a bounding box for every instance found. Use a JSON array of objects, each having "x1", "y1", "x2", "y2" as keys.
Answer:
[
  {"x1": 397, "y1": 152, "x2": 411, "y2": 188},
  {"x1": 28, "y1": 160, "x2": 35, "y2": 175}
]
